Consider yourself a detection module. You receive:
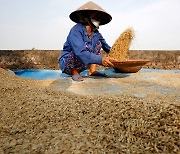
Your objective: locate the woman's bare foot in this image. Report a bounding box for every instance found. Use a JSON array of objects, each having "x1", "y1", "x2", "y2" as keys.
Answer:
[
  {"x1": 88, "y1": 64, "x2": 96, "y2": 76},
  {"x1": 88, "y1": 64, "x2": 107, "y2": 77},
  {"x1": 88, "y1": 71, "x2": 107, "y2": 77},
  {"x1": 72, "y1": 68, "x2": 83, "y2": 81}
]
